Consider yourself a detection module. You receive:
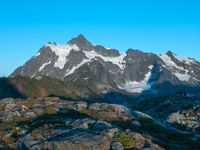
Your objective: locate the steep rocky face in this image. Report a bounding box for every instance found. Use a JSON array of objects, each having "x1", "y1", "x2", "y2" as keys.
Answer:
[{"x1": 11, "y1": 34, "x2": 200, "y2": 96}]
